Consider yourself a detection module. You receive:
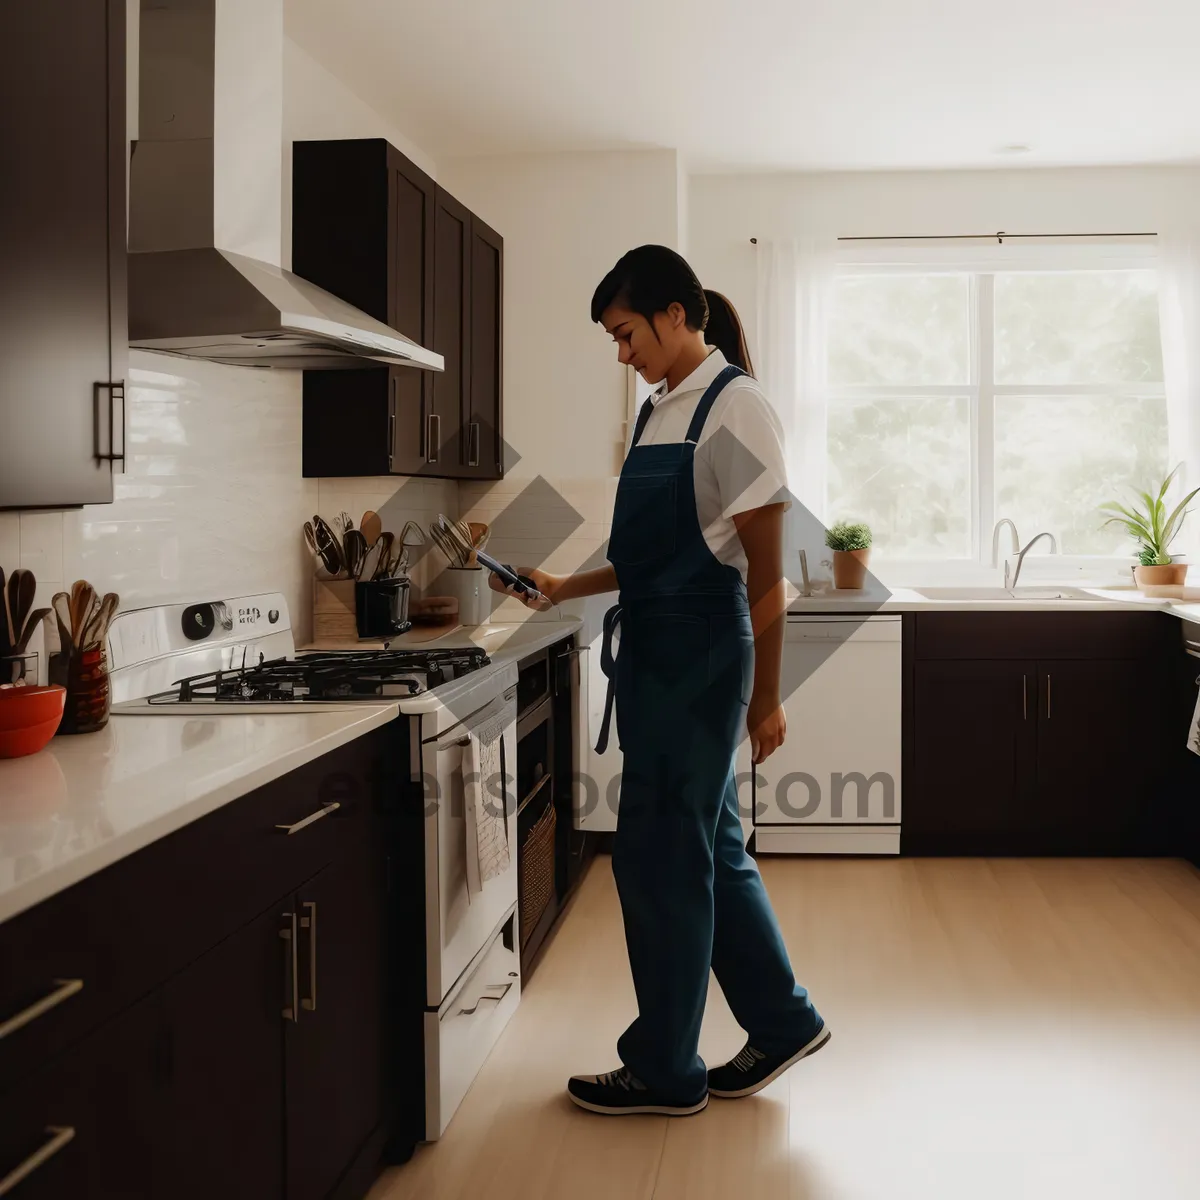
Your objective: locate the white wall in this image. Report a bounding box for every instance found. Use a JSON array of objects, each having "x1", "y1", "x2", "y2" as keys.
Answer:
[
  {"x1": 436, "y1": 150, "x2": 684, "y2": 626},
  {"x1": 690, "y1": 165, "x2": 1200, "y2": 355}
]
